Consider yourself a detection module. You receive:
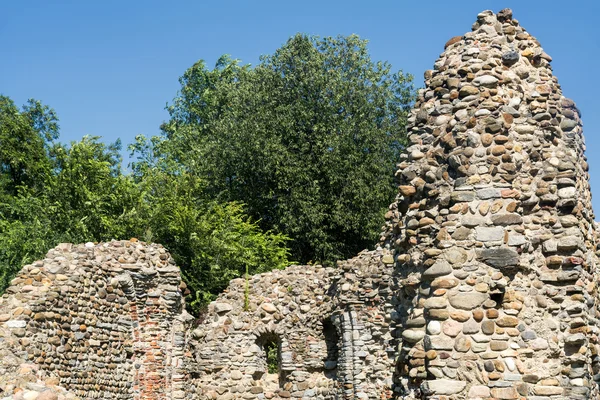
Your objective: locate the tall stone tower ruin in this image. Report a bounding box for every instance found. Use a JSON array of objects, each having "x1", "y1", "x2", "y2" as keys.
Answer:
[{"x1": 384, "y1": 8, "x2": 600, "y2": 399}]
